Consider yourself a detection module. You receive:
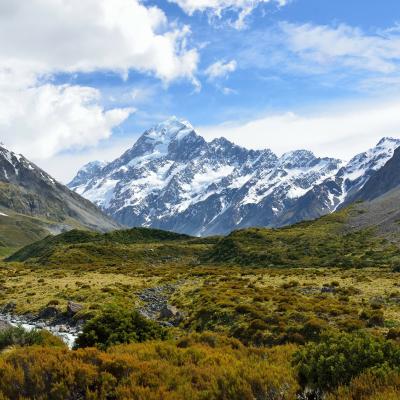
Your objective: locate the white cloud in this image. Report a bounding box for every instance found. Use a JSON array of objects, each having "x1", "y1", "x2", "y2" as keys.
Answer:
[
  {"x1": 205, "y1": 60, "x2": 237, "y2": 80},
  {"x1": 198, "y1": 98, "x2": 400, "y2": 160},
  {"x1": 0, "y1": 84, "x2": 133, "y2": 160},
  {"x1": 281, "y1": 22, "x2": 400, "y2": 74},
  {"x1": 0, "y1": 0, "x2": 198, "y2": 82},
  {"x1": 0, "y1": 0, "x2": 199, "y2": 165},
  {"x1": 170, "y1": 0, "x2": 287, "y2": 29}
]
